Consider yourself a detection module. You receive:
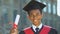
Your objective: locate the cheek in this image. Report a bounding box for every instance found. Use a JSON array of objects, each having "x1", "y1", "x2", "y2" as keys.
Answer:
[
  {"x1": 37, "y1": 16, "x2": 42, "y2": 20},
  {"x1": 30, "y1": 17, "x2": 33, "y2": 20}
]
